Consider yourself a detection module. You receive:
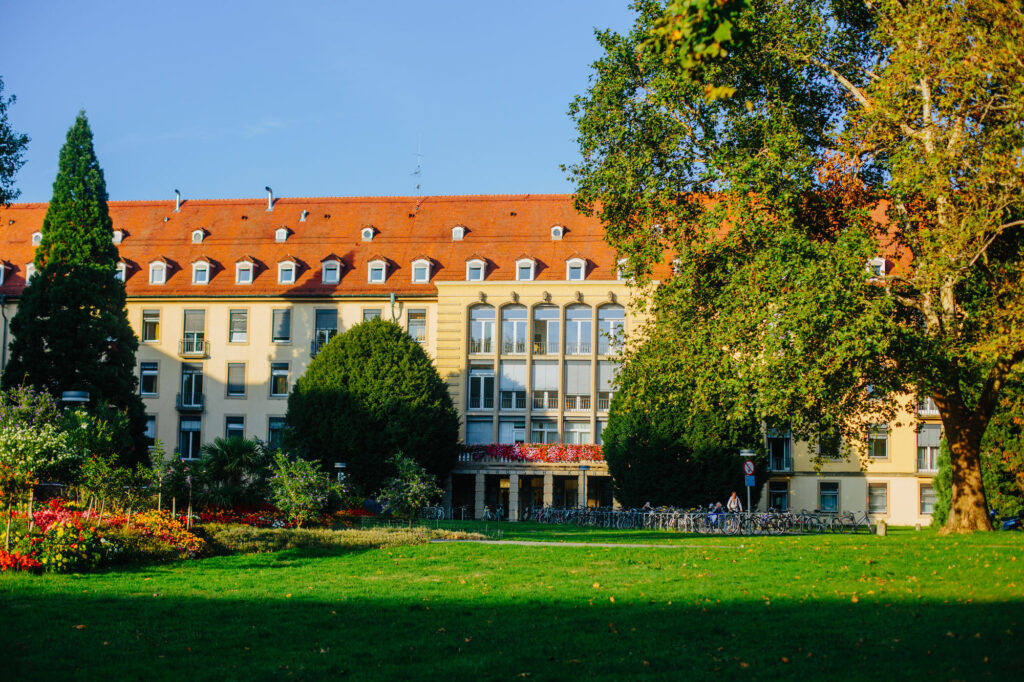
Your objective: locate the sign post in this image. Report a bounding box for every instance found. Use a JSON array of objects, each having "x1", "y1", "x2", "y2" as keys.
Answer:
[{"x1": 741, "y1": 449, "x2": 756, "y2": 512}]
